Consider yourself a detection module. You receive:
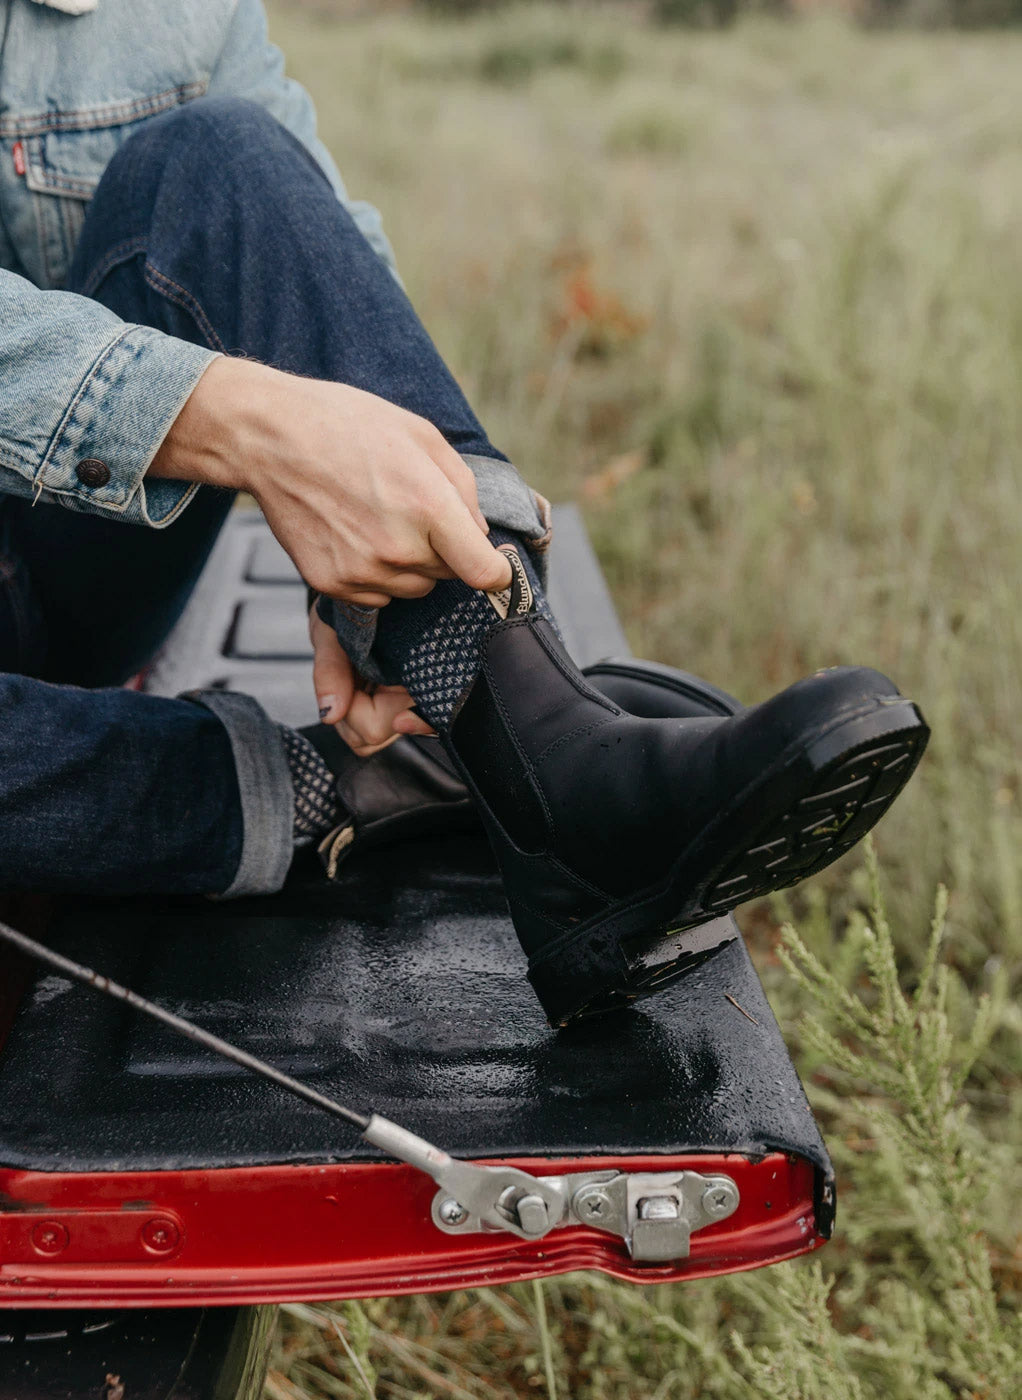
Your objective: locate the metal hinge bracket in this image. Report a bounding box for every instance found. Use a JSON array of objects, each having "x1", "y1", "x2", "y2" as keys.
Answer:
[{"x1": 363, "y1": 1117, "x2": 739, "y2": 1262}]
